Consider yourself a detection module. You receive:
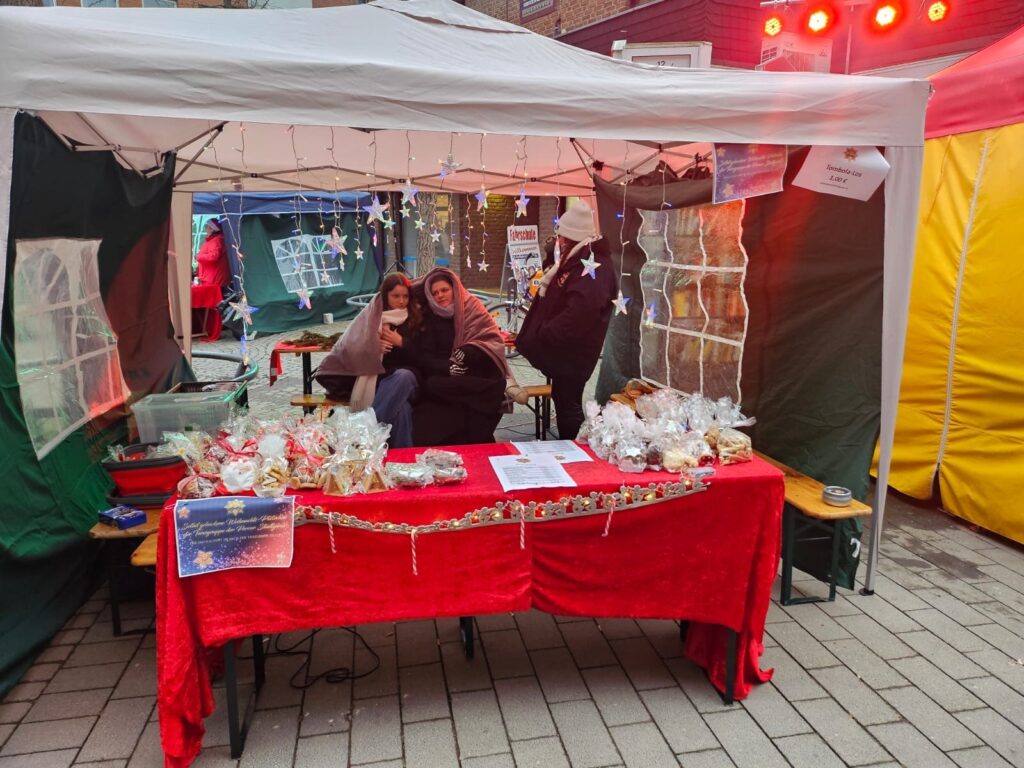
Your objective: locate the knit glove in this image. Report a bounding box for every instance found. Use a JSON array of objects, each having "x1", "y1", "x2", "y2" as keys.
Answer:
[{"x1": 449, "y1": 348, "x2": 468, "y2": 377}]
